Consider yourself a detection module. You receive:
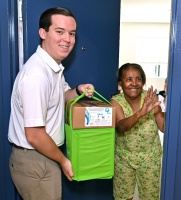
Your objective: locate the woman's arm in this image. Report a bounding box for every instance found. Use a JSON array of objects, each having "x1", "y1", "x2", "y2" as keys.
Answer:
[
  {"x1": 110, "y1": 99, "x2": 142, "y2": 133},
  {"x1": 154, "y1": 95, "x2": 165, "y2": 132},
  {"x1": 112, "y1": 86, "x2": 162, "y2": 133}
]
